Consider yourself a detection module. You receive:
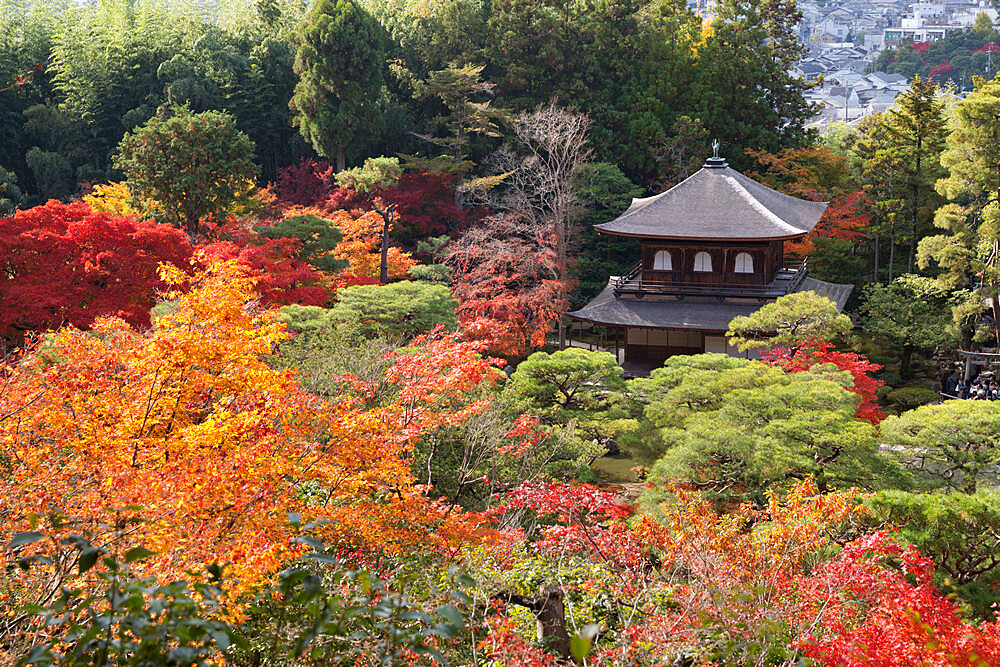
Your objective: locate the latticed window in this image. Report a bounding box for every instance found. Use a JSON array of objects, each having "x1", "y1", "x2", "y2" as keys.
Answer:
[
  {"x1": 734, "y1": 252, "x2": 754, "y2": 274},
  {"x1": 693, "y1": 251, "x2": 713, "y2": 272},
  {"x1": 653, "y1": 249, "x2": 672, "y2": 271}
]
